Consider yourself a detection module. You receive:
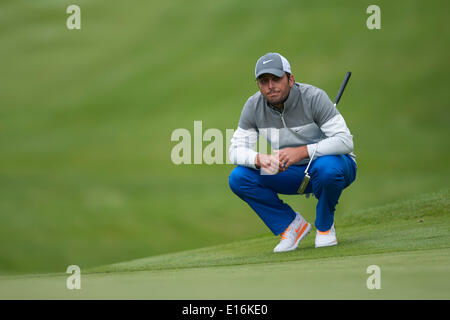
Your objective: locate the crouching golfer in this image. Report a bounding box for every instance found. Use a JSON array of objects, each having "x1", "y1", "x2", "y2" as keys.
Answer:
[{"x1": 228, "y1": 53, "x2": 357, "y2": 252}]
